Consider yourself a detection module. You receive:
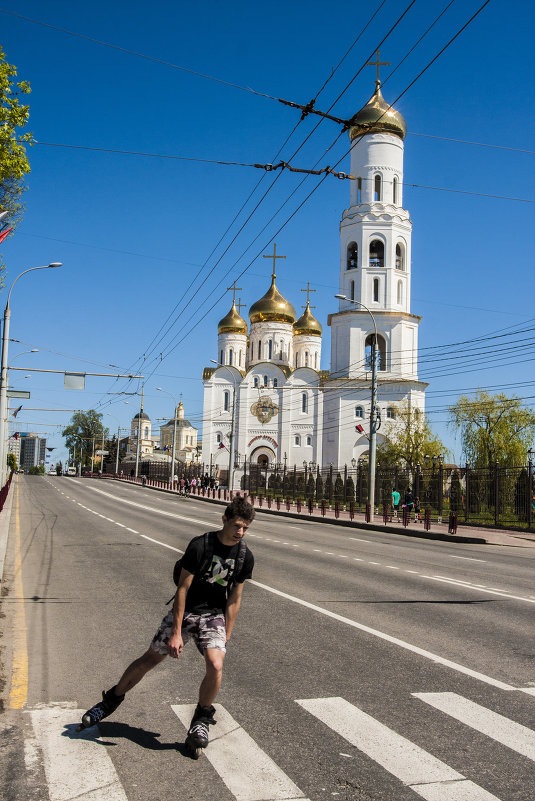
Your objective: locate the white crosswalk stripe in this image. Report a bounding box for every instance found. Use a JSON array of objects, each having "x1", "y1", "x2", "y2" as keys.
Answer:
[
  {"x1": 29, "y1": 705, "x2": 129, "y2": 801},
  {"x1": 171, "y1": 703, "x2": 310, "y2": 801},
  {"x1": 296, "y1": 696, "x2": 502, "y2": 801},
  {"x1": 413, "y1": 692, "x2": 535, "y2": 762}
]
